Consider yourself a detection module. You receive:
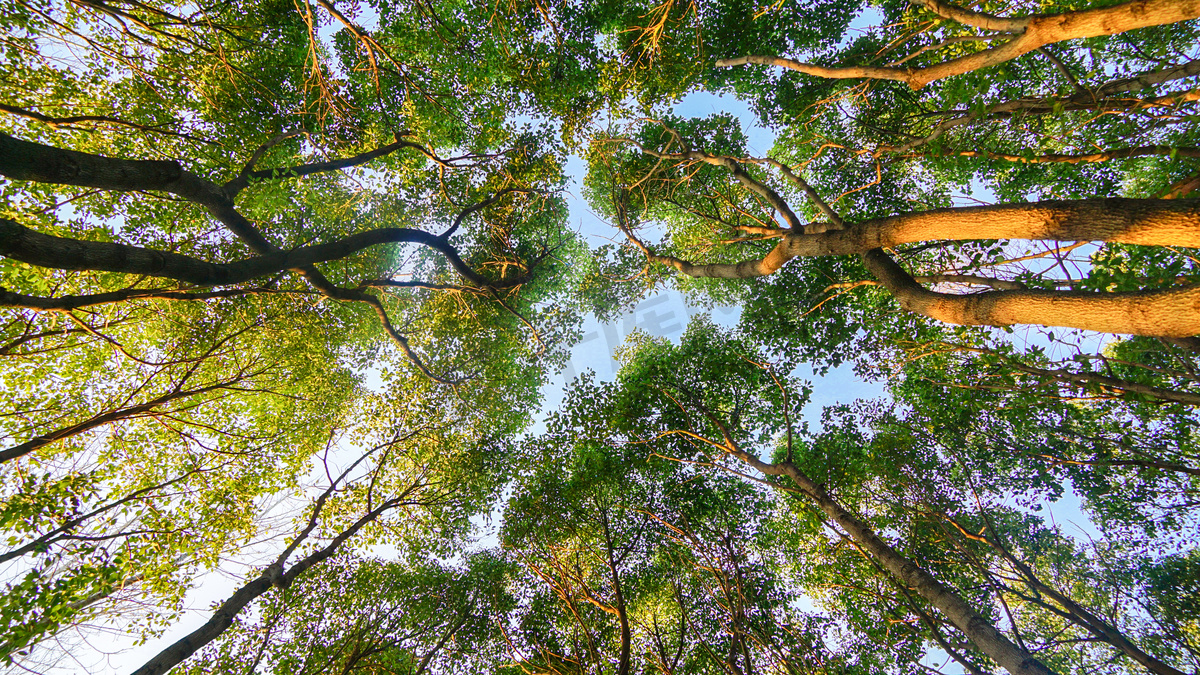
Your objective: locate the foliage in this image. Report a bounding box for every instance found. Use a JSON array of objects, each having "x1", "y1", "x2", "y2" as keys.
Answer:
[{"x1": 1, "y1": 0, "x2": 1198, "y2": 673}]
